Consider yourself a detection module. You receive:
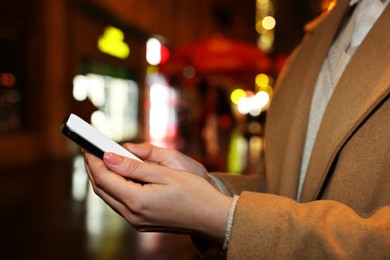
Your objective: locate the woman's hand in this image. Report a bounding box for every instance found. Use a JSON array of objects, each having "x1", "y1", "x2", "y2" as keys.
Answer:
[
  {"x1": 123, "y1": 142, "x2": 216, "y2": 181},
  {"x1": 122, "y1": 142, "x2": 225, "y2": 191},
  {"x1": 83, "y1": 144, "x2": 232, "y2": 242}
]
